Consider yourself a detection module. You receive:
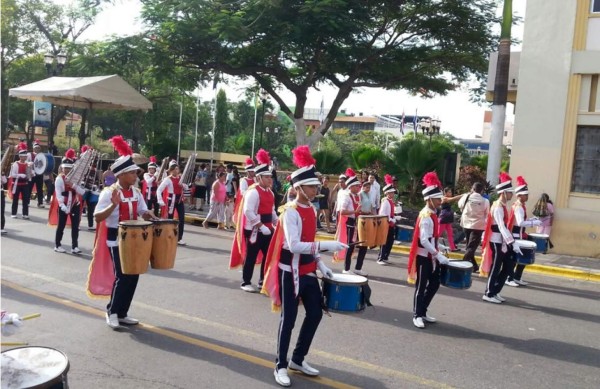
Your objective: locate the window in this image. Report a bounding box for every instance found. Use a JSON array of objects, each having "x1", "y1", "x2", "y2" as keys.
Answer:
[
  {"x1": 571, "y1": 126, "x2": 600, "y2": 194},
  {"x1": 593, "y1": 0, "x2": 600, "y2": 13}
]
